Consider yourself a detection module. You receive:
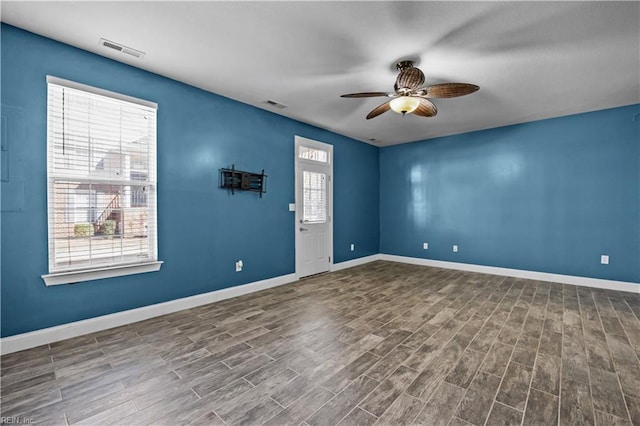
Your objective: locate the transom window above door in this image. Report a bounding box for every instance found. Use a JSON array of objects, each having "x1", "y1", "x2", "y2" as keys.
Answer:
[{"x1": 298, "y1": 146, "x2": 329, "y2": 163}]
